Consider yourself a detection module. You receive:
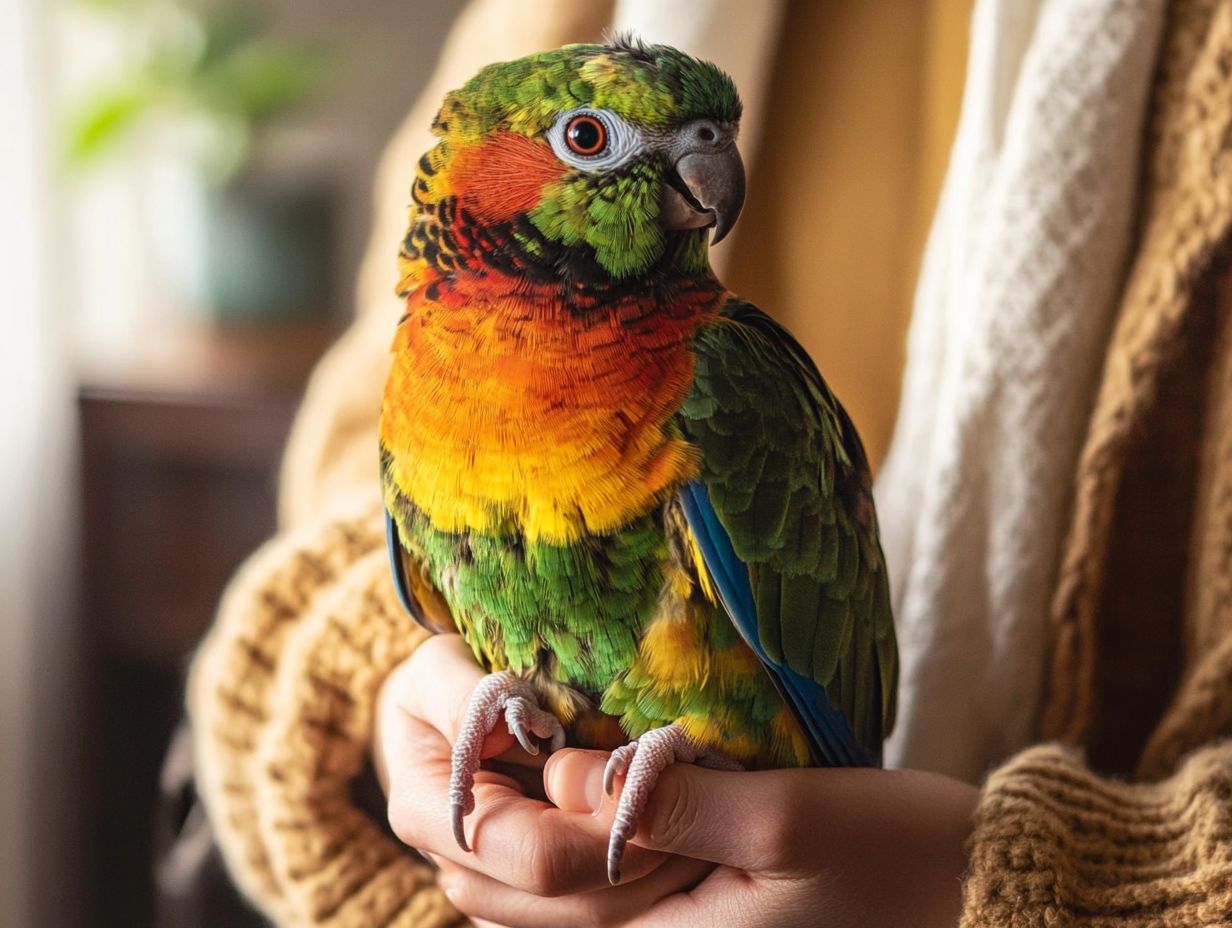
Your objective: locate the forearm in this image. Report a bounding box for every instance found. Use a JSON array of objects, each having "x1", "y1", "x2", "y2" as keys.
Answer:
[{"x1": 188, "y1": 491, "x2": 458, "y2": 926}]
